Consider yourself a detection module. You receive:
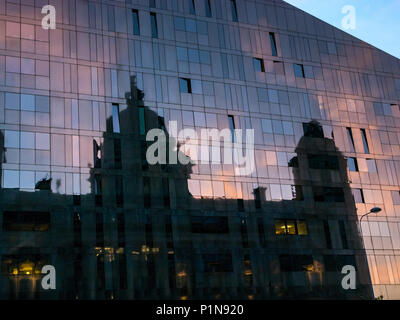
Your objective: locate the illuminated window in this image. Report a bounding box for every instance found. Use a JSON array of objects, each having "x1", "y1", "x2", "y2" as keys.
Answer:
[
  {"x1": 297, "y1": 220, "x2": 308, "y2": 235},
  {"x1": 286, "y1": 220, "x2": 296, "y2": 235},
  {"x1": 274, "y1": 220, "x2": 286, "y2": 235},
  {"x1": 275, "y1": 220, "x2": 308, "y2": 236},
  {"x1": 2, "y1": 255, "x2": 49, "y2": 277}
]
